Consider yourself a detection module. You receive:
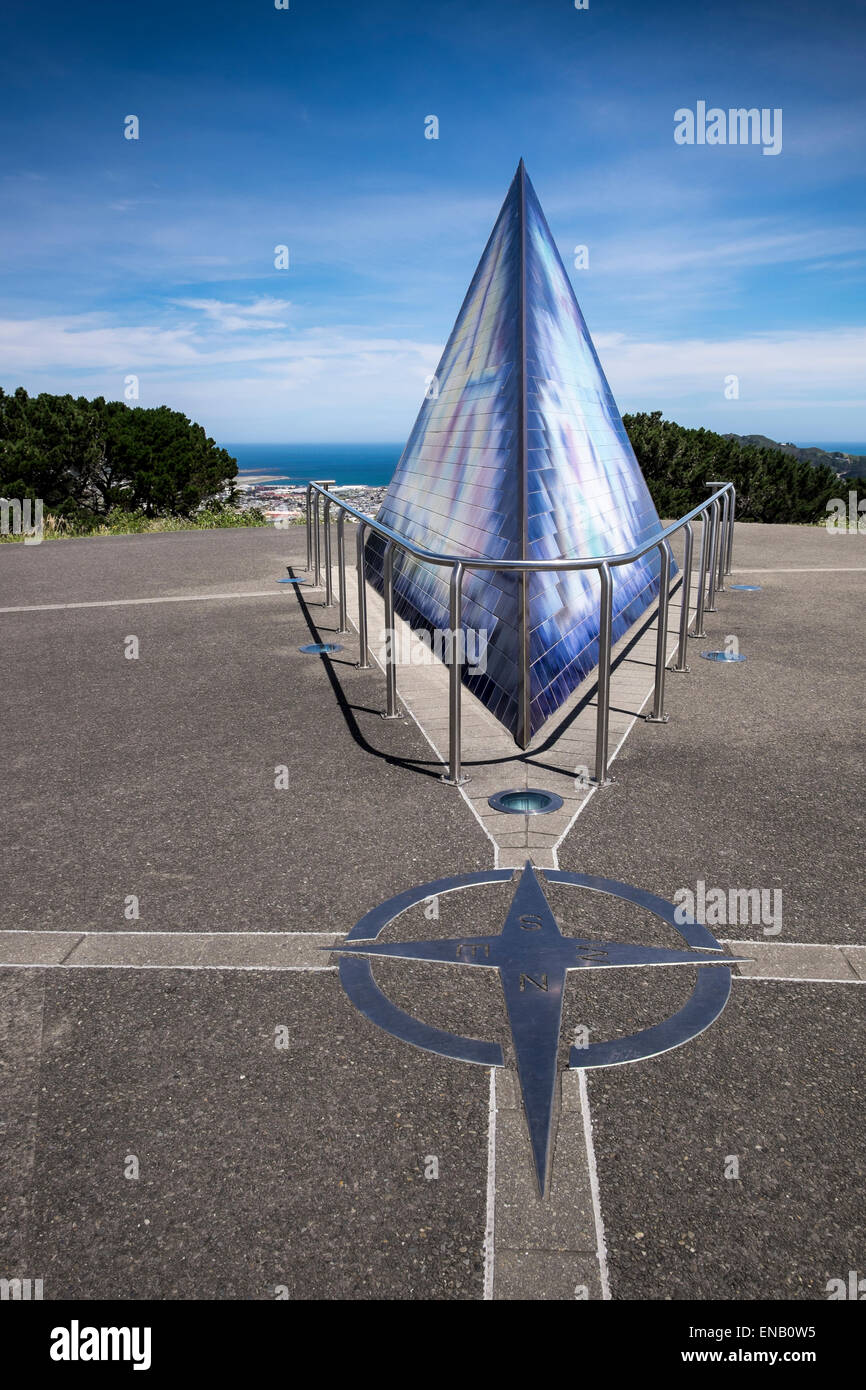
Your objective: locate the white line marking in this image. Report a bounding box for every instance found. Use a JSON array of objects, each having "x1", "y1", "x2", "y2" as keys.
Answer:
[
  {"x1": 0, "y1": 962, "x2": 338, "y2": 972},
  {"x1": 722, "y1": 938, "x2": 864, "y2": 952},
  {"x1": 0, "y1": 591, "x2": 283, "y2": 614},
  {"x1": 58, "y1": 933, "x2": 85, "y2": 964},
  {"x1": 551, "y1": 627, "x2": 683, "y2": 861},
  {"x1": 0, "y1": 930, "x2": 345, "y2": 937},
  {"x1": 378, "y1": 582, "x2": 688, "y2": 869},
  {"x1": 399, "y1": 693, "x2": 501, "y2": 866},
  {"x1": 7, "y1": 975, "x2": 47, "y2": 1268},
  {"x1": 345, "y1": 610, "x2": 501, "y2": 864},
  {"x1": 346, "y1": 568, "x2": 693, "y2": 868},
  {"x1": 482, "y1": 1068, "x2": 497, "y2": 1301},
  {"x1": 731, "y1": 973, "x2": 864, "y2": 985},
  {"x1": 578, "y1": 1069, "x2": 611, "y2": 1301}
]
